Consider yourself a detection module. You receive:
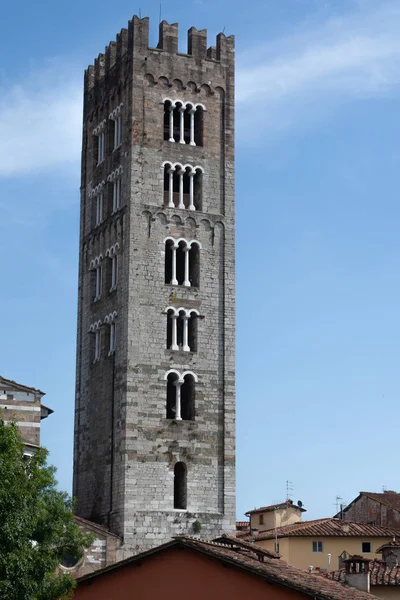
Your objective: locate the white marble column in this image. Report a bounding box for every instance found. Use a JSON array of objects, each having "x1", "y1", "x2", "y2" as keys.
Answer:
[
  {"x1": 182, "y1": 315, "x2": 190, "y2": 351},
  {"x1": 189, "y1": 107, "x2": 196, "y2": 146},
  {"x1": 174, "y1": 379, "x2": 183, "y2": 420},
  {"x1": 171, "y1": 244, "x2": 178, "y2": 285},
  {"x1": 169, "y1": 105, "x2": 175, "y2": 142},
  {"x1": 183, "y1": 247, "x2": 190, "y2": 287},
  {"x1": 189, "y1": 171, "x2": 195, "y2": 211},
  {"x1": 179, "y1": 106, "x2": 185, "y2": 144},
  {"x1": 178, "y1": 169, "x2": 185, "y2": 209},
  {"x1": 168, "y1": 167, "x2": 175, "y2": 208},
  {"x1": 171, "y1": 314, "x2": 178, "y2": 350}
]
